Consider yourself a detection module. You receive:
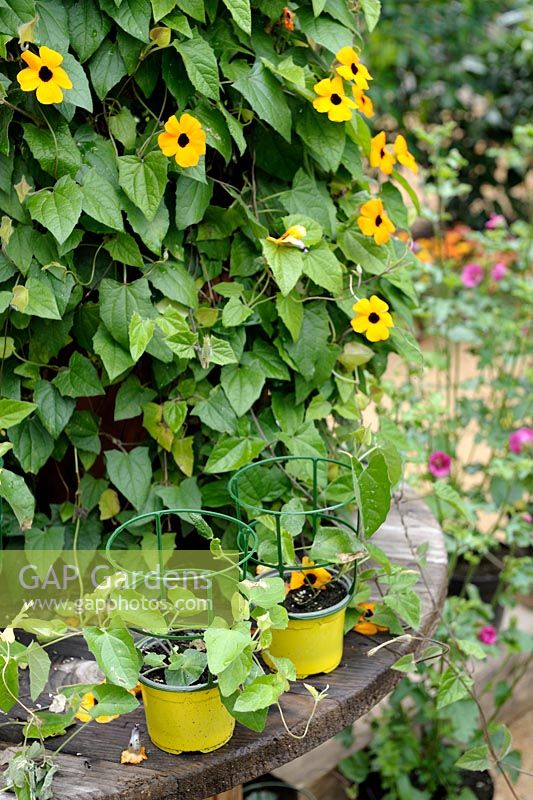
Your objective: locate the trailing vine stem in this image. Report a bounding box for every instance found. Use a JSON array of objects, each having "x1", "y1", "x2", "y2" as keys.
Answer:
[
  {"x1": 276, "y1": 684, "x2": 329, "y2": 740},
  {"x1": 395, "y1": 490, "x2": 522, "y2": 800}
]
